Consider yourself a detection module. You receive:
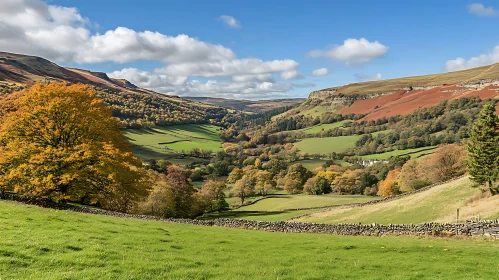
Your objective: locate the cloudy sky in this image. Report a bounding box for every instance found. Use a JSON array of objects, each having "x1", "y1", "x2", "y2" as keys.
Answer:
[{"x1": 1, "y1": 0, "x2": 499, "y2": 99}]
